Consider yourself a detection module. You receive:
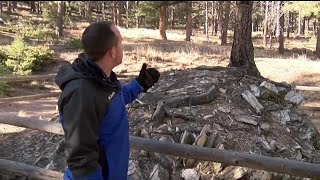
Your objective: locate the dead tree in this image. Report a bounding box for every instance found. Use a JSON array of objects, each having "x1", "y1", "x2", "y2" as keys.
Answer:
[{"x1": 229, "y1": 1, "x2": 261, "y2": 77}]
